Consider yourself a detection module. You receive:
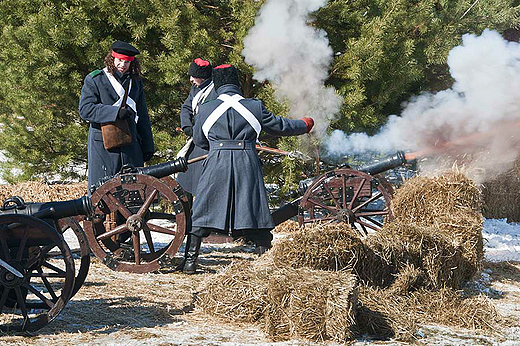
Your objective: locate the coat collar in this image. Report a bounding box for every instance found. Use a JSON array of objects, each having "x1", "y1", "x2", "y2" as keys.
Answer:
[{"x1": 216, "y1": 84, "x2": 241, "y2": 96}]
